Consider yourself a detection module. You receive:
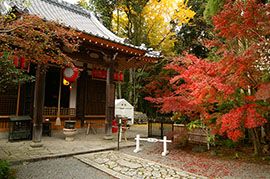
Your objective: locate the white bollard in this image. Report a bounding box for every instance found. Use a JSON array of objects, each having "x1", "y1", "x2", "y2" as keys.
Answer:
[
  {"x1": 133, "y1": 134, "x2": 141, "y2": 153},
  {"x1": 119, "y1": 124, "x2": 122, "y2": 143},
  {"x1": 162, "y1": 136, "x2": 169, "y2": 156}
]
